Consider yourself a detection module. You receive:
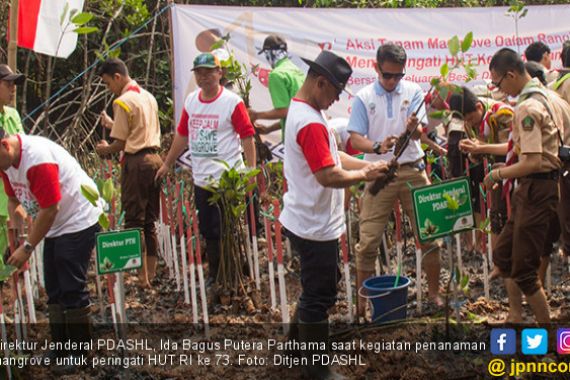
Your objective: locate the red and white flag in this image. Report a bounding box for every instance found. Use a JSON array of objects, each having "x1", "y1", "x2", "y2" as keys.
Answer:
[{"x1": 17, "y1": 0, "x2": 85, "y2": 58}]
